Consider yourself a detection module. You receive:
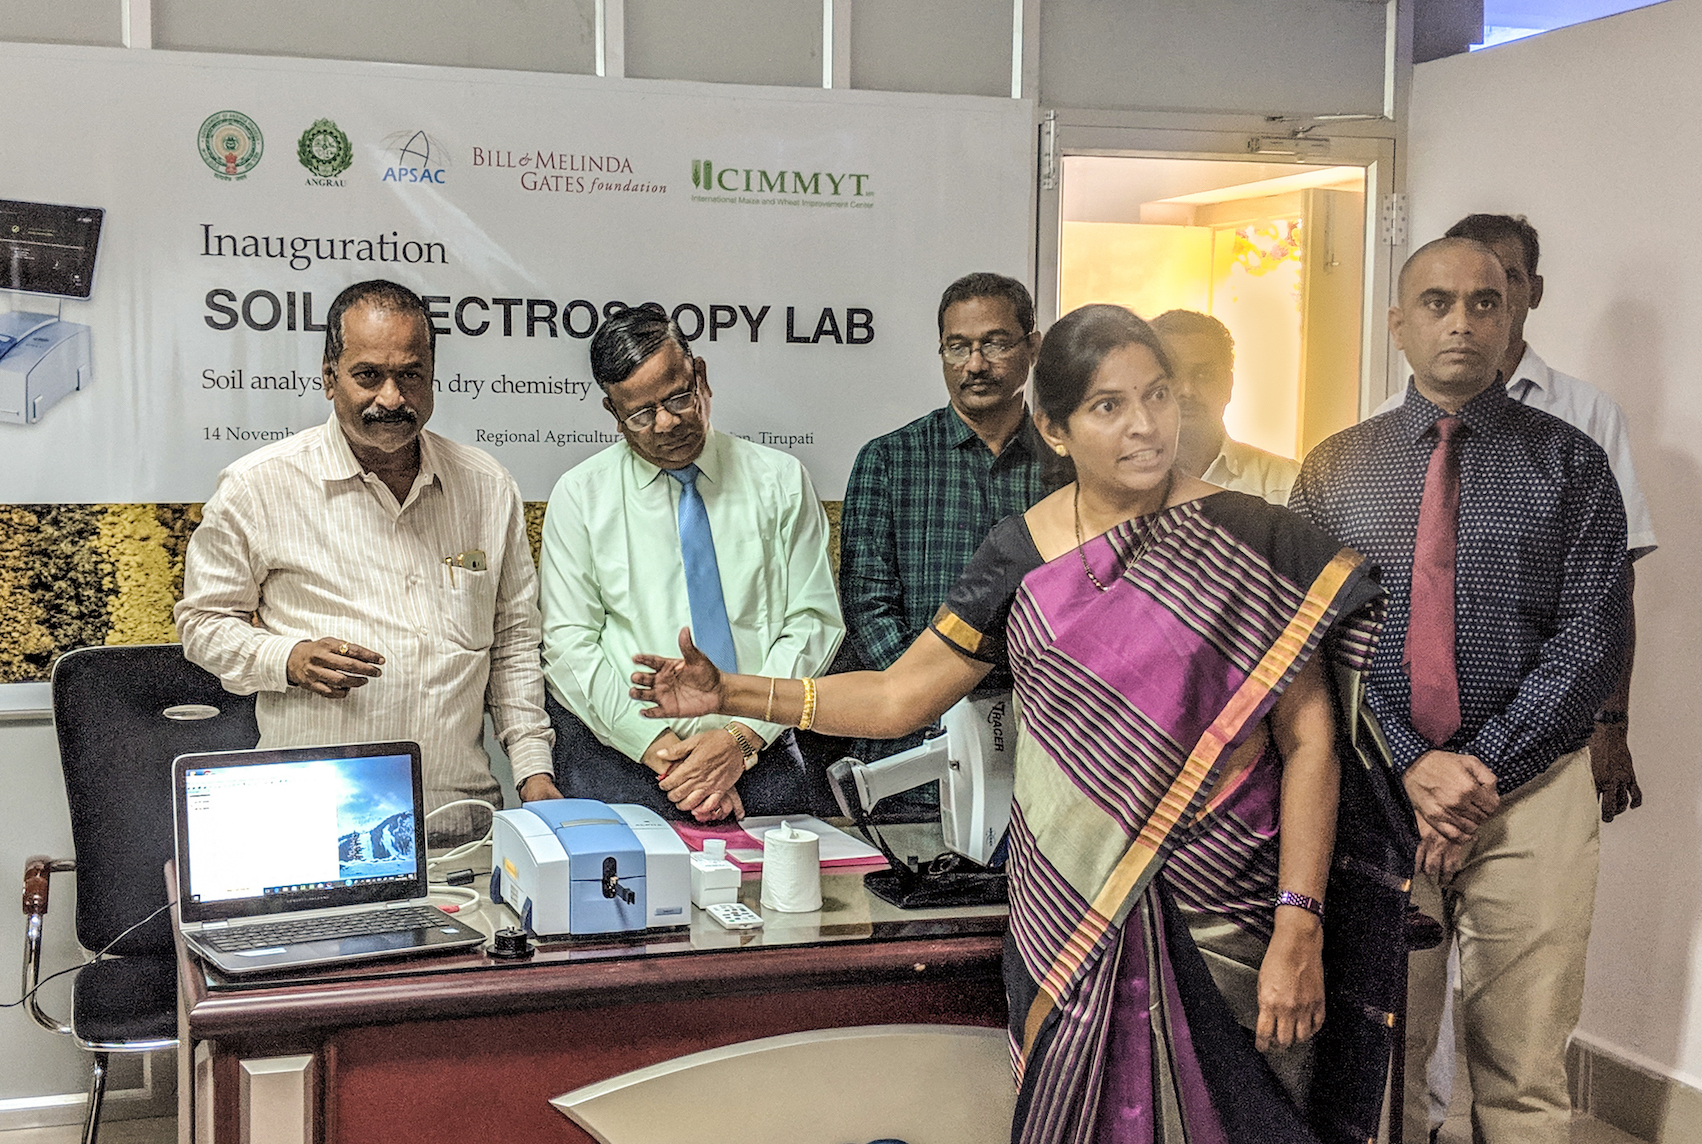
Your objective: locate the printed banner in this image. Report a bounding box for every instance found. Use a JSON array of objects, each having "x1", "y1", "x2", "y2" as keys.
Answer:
[{"x1": 0, "y1": 44, "x2": 1034, "y2": 500}]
